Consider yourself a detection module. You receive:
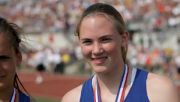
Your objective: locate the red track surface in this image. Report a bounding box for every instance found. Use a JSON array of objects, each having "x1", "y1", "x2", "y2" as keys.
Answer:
[
  {"x1": 18, "y1": 72, "x2": 180, "y2": 101},
  {"x1": 18, "y1": 72, "x2": 87, "y2": 100}
]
